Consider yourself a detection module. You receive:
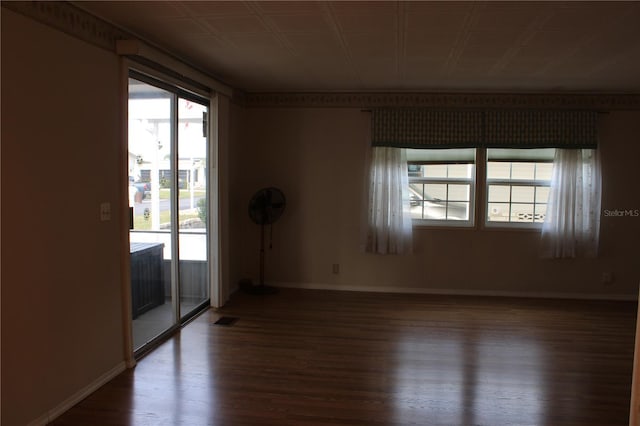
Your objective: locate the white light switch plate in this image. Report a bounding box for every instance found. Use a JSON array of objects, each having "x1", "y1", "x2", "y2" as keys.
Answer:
[{"x1": 100, "y1": 202, "x2": 111, "y2": 221}]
